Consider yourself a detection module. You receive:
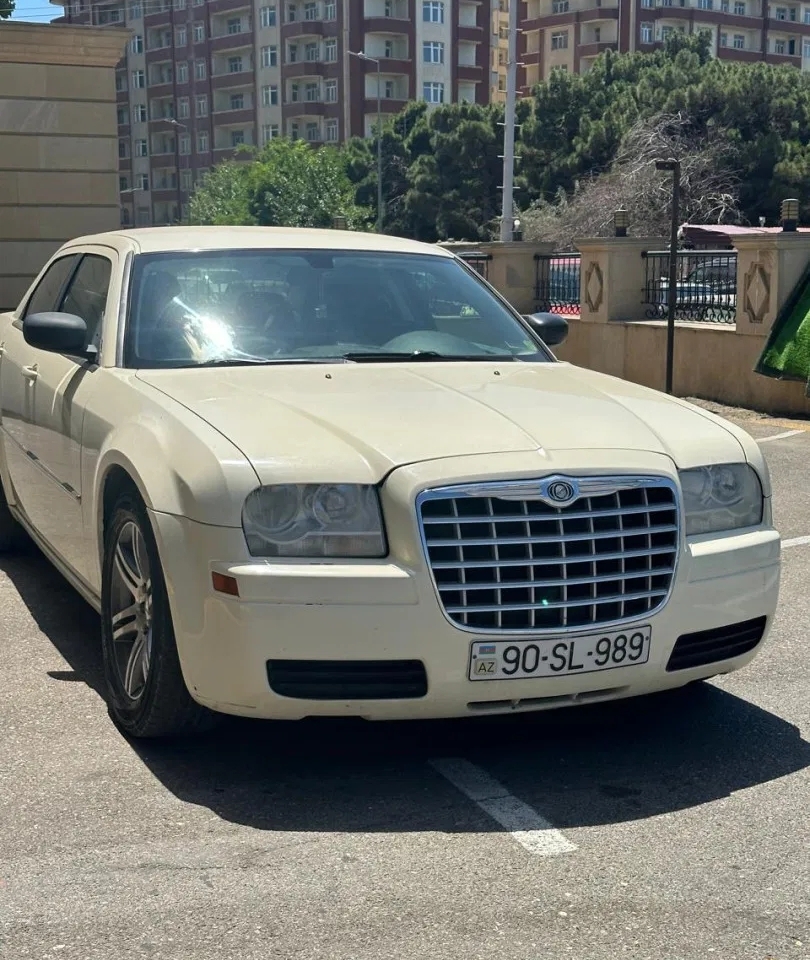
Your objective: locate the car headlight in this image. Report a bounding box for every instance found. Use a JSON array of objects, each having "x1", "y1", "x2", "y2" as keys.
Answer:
[
  {"x1": 678, "y1": 464, "x2": 763, "y2": 537},
  {"x1": 242, "y1": 484, "x2": 386, "y2": 558}
]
